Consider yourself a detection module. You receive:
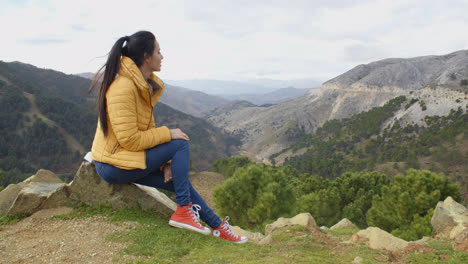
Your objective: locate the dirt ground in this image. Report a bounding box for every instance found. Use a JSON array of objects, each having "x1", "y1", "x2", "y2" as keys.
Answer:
[
  {"x1": 0, "y1": 172, "x2": 225, "y2": 264},
  {"x1": 0, "y1": 208, "x2": 135, "y2": 264}
]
